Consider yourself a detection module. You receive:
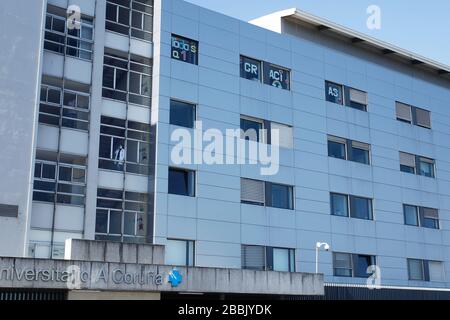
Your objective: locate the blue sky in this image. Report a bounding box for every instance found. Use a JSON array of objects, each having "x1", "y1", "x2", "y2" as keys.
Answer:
[{"x1": 186, "y1": 0, "x2": 450, "y2": 66}]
